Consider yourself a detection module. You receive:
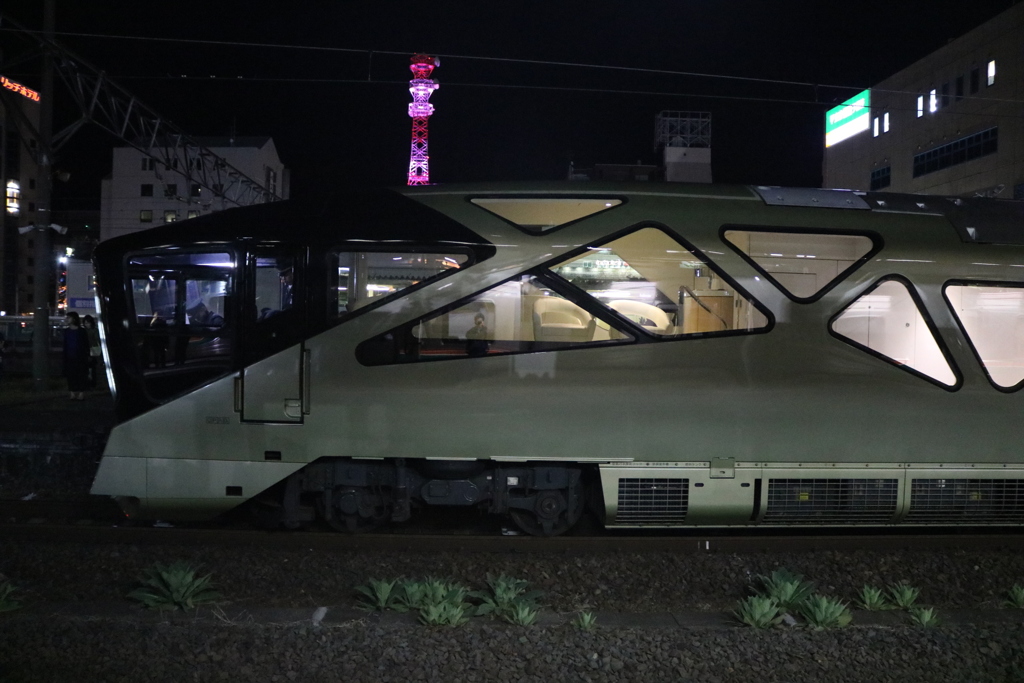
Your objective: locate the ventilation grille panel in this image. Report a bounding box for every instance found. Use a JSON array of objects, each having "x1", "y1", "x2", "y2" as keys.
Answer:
[
  {"x1": 907, "y1": 479, "x2": 1024, "y2": 523},
  {"x1": 616, "y1": 478, "x2": 688, "y2": 524},
  {"x1": 764, "y1": 478, "x2": 898, "y2": 524}
]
